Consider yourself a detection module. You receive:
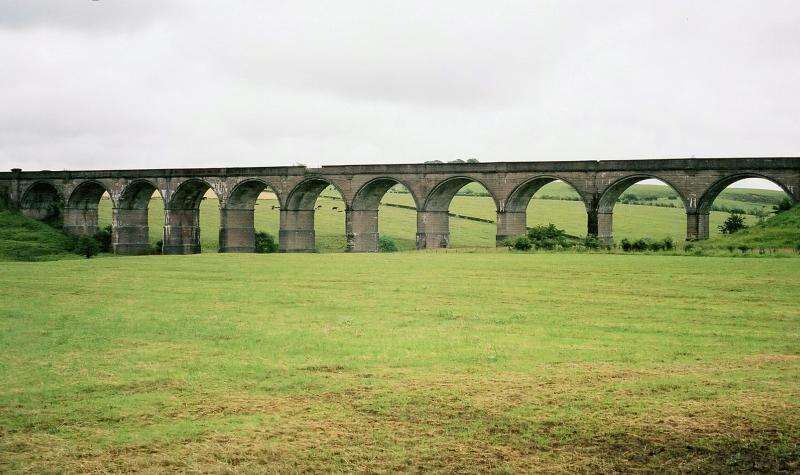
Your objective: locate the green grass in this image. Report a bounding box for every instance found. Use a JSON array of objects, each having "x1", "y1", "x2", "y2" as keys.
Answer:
[
  {"x1": 0, "y1": 211, "x2": 74, "y2": 261},
  {"x1": 698, "y1": 205, "x2": 800, "y2": 251},
  {"x1": 0, "y1": 253, "x2": 798, "y2": 472}
]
